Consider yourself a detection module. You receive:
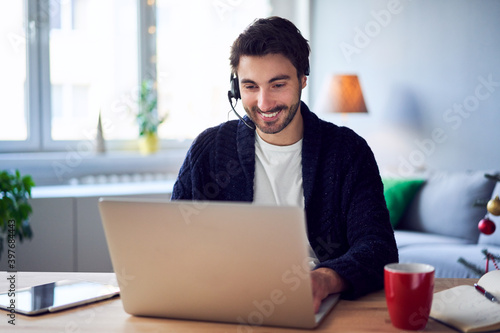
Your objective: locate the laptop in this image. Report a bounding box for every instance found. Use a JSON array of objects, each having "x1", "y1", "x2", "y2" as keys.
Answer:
[{"x1": 98, "y1": 197, "x2": 340, "y2": 329}]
